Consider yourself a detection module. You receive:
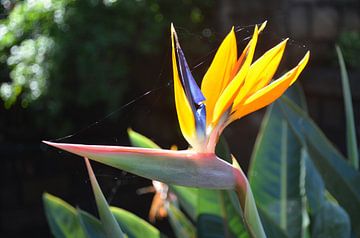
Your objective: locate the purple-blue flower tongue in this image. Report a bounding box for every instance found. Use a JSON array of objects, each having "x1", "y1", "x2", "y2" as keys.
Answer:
[{"x1": 174, "y1": 35, "x2": 206, "y2": 137}]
